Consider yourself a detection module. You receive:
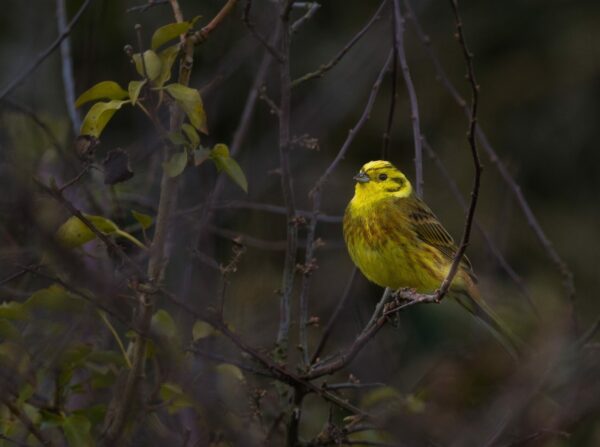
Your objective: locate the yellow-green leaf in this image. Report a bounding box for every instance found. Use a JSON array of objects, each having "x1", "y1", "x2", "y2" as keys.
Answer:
[
  {"x1": 182, "y1": 123, "x2": 200, "y2": 148},
  {"x1": 80, "y1": 99, "x2": 129, "y2": 138},
  {"x1": 151, "y1": 309, "x2": 177, "y2": 339},
  {"x1": 24, "y1": 284, "x2": 84, "y2": 313},
  {"x1": 0, "y1": 302, "x2": 28, "y2": 320},
  {"x1": 133, "y1": 50, "x2": 162, "y2": 81},
  {"x1": 61, "y1": 414, "x2": 94, "y2": 447},
  {"x1": 155, "y1": 44, "x2": 180, "y2": 88},
  {"x1": 151, "y1": 22, "x2": 192, "y2": 50},
  {"x1": 56, "y1": 214, "x2": 145, "y2": 249},
  {"x1": 165, "y1": 83, "x2": 208, "y2": 133},
  {"x1": 210, "y1": 144, "x2": 248, "y2": 193},
  {"x1": 167, "y1": 131, "x2": 187, "y2": 146},
  {"x1": 192, "y1": 321, "x2": 214, "y2": 341},
  {"x1": 131, "y1": 210, "x2": 153, "y2": 230},
  {"x1": 162, "y1": 151, "x2": 188, "y2": 178},
  {"x1": 0, "y1": 319, "x2": 20, "y2": 340},
  {"x1": 75, "y1": 81, "x2": 128, "y2": 108},
  {"x1": 128, "y1": 79, "x2": 147, "y2": 105},
  {"x1": 159, "y1": 382, "x2": 195, "y2": 414},
  {"x1": 216, "y1": 363, "x2": 245, "y2": 382}
]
